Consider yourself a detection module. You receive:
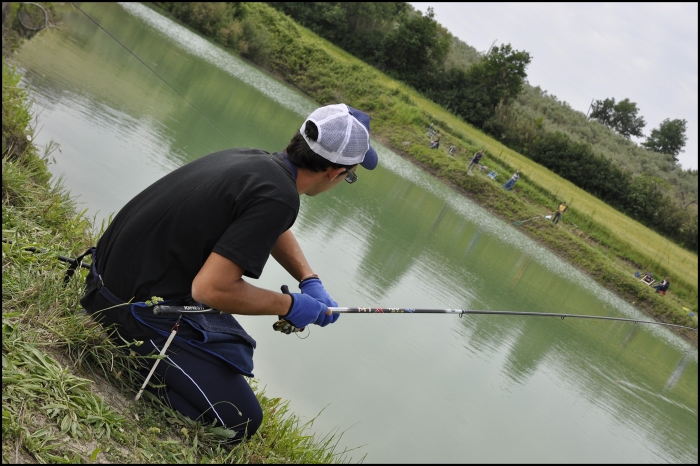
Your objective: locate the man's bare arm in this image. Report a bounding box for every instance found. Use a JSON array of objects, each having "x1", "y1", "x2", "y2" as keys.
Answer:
[
  {"x1": 271, "y1": 229, "x2": 315, "y2": 281},
  {"x1": 192, "y1": 252, "x2": 291, "y2": 316}
]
